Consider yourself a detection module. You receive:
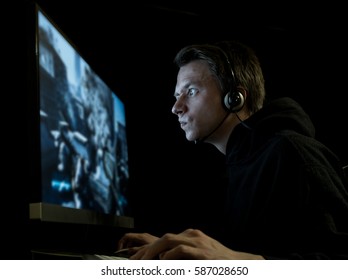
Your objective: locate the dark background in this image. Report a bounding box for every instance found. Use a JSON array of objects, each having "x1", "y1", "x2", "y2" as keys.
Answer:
[{"x1": 6, "y1": 0, "x2": 348, "y2": 259}]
